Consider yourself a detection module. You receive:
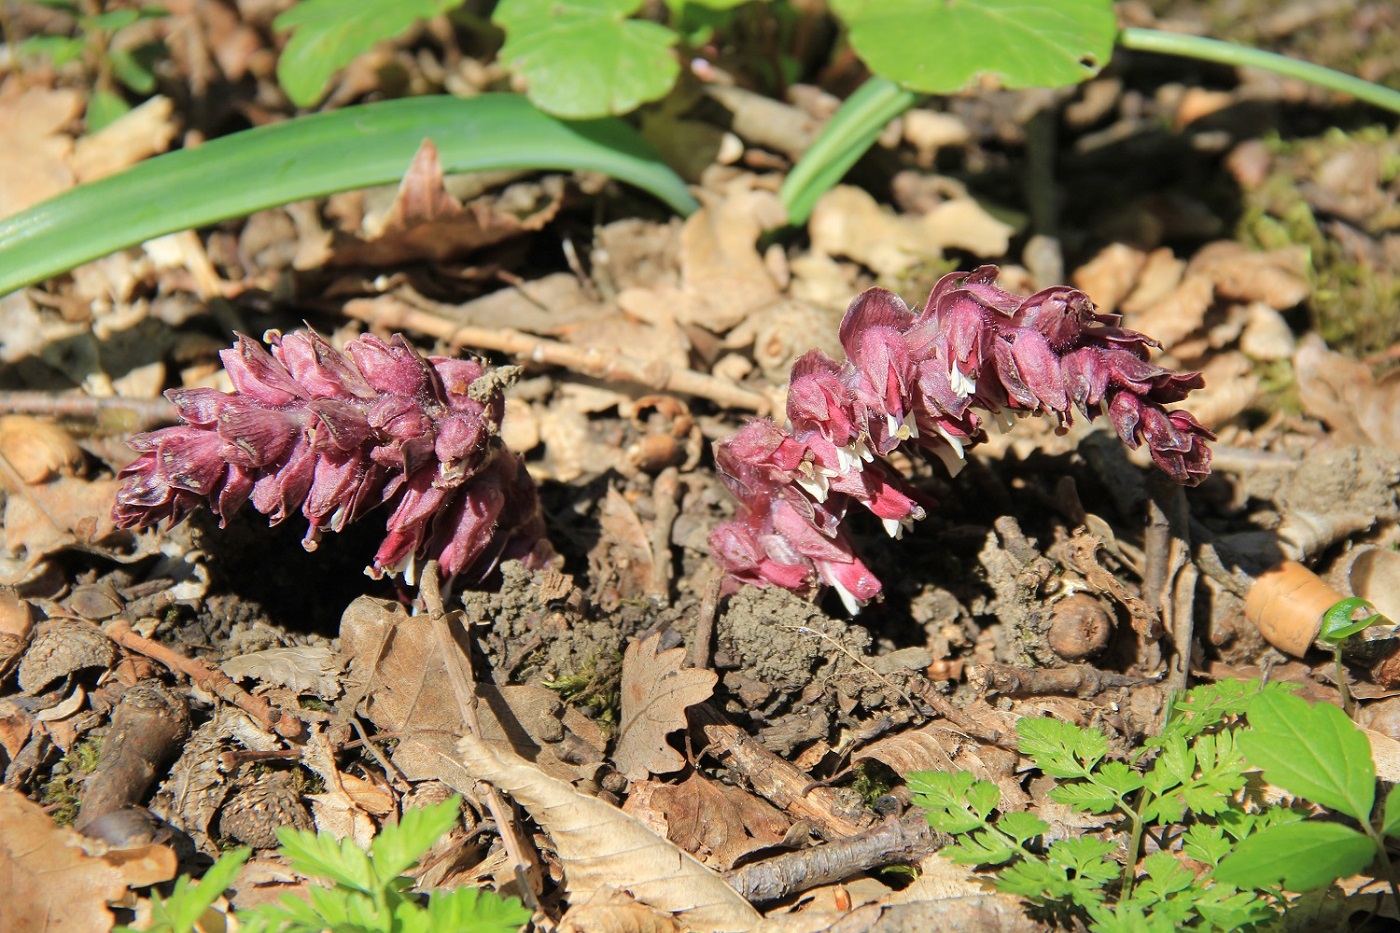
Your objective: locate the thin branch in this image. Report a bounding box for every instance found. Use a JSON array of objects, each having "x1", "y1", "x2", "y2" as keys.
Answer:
[{"x1": 342, "y1": 296, "x2": 771, "y2": 414}]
